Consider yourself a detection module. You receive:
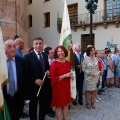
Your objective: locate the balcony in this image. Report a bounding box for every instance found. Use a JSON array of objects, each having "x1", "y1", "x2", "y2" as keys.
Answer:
[
  {"x1": 57, "y1": 9, "x2": 120, "y2": 32},
  {"x1": 72, "y1": 11, "x2": 120, "y2": 30}
]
